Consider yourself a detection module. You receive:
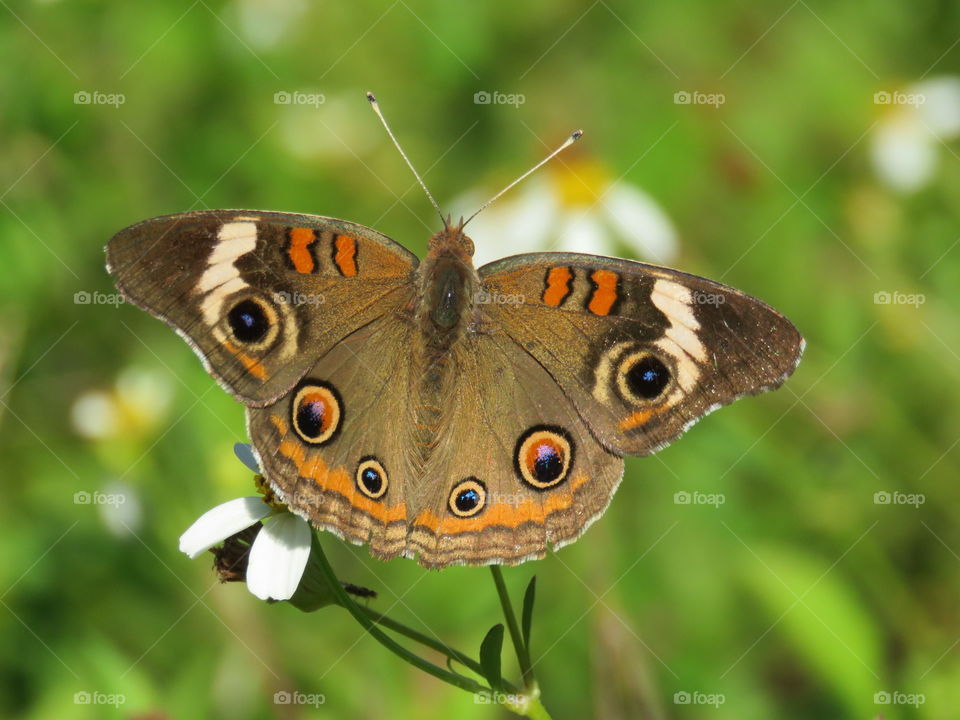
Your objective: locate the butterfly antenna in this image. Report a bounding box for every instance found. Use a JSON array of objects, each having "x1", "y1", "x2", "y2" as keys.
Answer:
[
  {"x1": 366, "y1": 92, "x2": 445, "y2": 226},
  {"x1": 462, "y1": 129, "x2": 583, "y2": 229}
]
